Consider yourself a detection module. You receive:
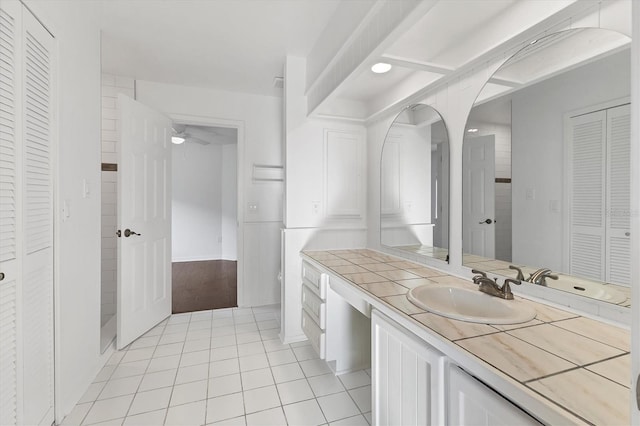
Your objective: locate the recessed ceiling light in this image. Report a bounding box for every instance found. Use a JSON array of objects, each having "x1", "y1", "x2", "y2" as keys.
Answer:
[
  {"x1": 467, "y1": 128, "x2": 479, "y2": 133},
  {"x1": 172, "y1": 136, "x2": 185, "y2": 145},
  {"x1": 371, "y1": 62, "x2": 392, "y2": 74}
]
